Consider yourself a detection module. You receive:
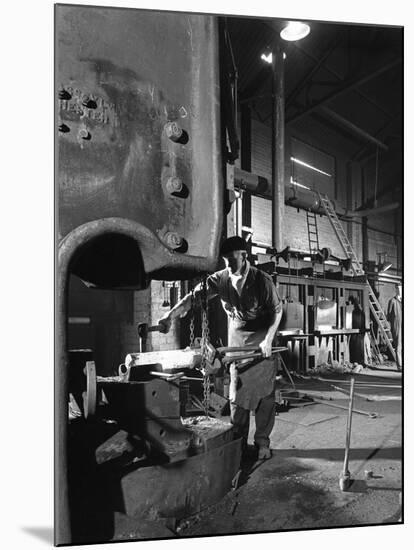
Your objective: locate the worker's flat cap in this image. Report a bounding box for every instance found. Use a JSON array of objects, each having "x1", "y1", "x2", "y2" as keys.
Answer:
[{"x1": 220, "y1": 236, "x2": 247, "y2": 256}]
